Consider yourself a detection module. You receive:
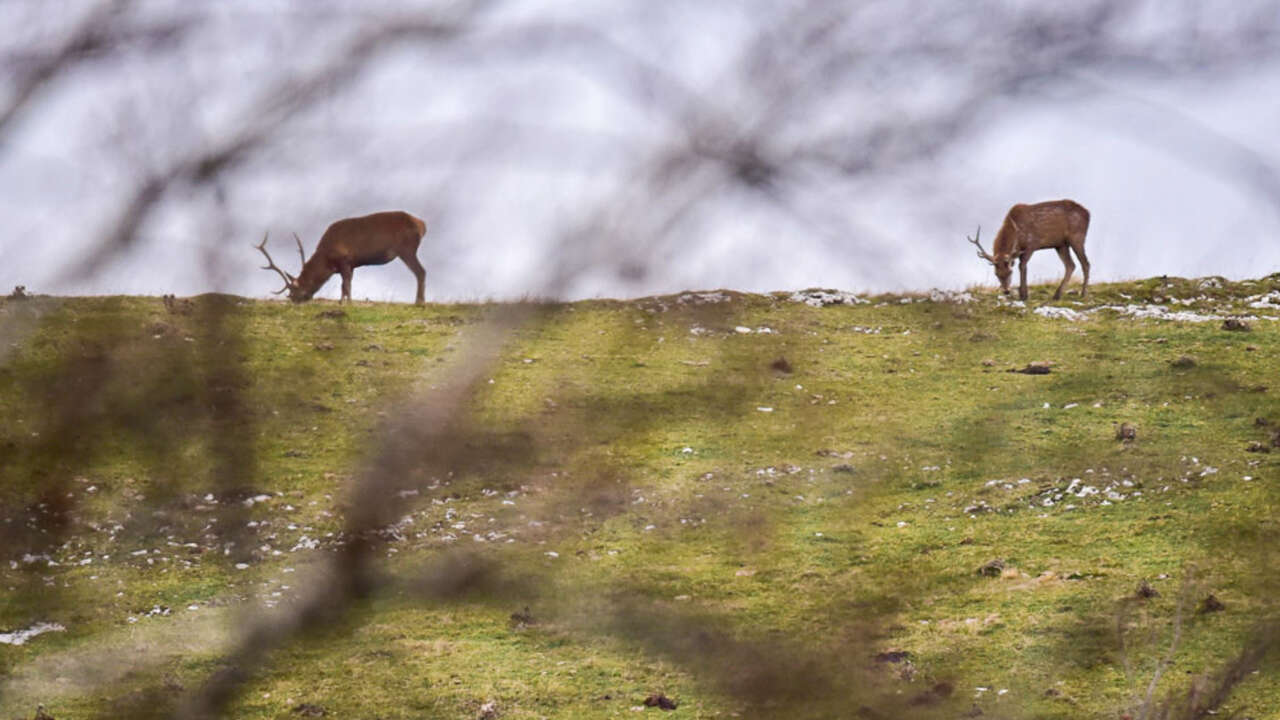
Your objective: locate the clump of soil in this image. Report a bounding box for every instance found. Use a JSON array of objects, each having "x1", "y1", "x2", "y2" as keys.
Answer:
[
  {"x1": 643, "y1": 693, "x2": 678, "y2": 710},
  {"x1": 1170, "y1": 355, "x2": 1197, "y2": 369},
  {"x1": 1197, "y1": 594, "x2": 1225, "y2": 614},
  {"x1": 874, "y1": 650, "x2": 911, "y2": 664},
  {"x1": 1135, "y1": 580, "x2": 1159, "y2": 599},
  {"x1": 1115, "y1": 423, "x2": 1137, "y2": 443},
  {"x1": 509, "y1": 606, "x2": 535, "y2": 628},
  {"x1": 909, "y1": 682, "x2": 954, "y2": 707},
  {"x1": 162, "y1": 294, "x2": 192, "y2": 315},
  {"x1": 977, "y1": 559, "x2": 1005, "y2": 577},
  {"x1": 148, "y1": 321, "x2": 179, "y2": 337},
  {"x1": 770, "y1": 357, "x2": 793, "y2": 374}
]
